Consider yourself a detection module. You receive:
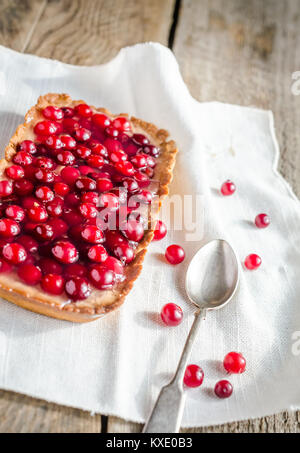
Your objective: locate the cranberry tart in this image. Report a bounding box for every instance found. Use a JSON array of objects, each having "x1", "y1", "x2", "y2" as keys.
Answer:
[{"x1": 0, "y1": 94, "x2": 177, "y2": 322}]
